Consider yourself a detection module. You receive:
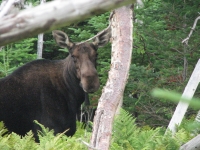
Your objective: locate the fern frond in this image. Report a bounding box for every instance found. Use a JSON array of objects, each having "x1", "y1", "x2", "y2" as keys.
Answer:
[{"x1": 112, "y1": 109, "x2": 138, "y2": 148}]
